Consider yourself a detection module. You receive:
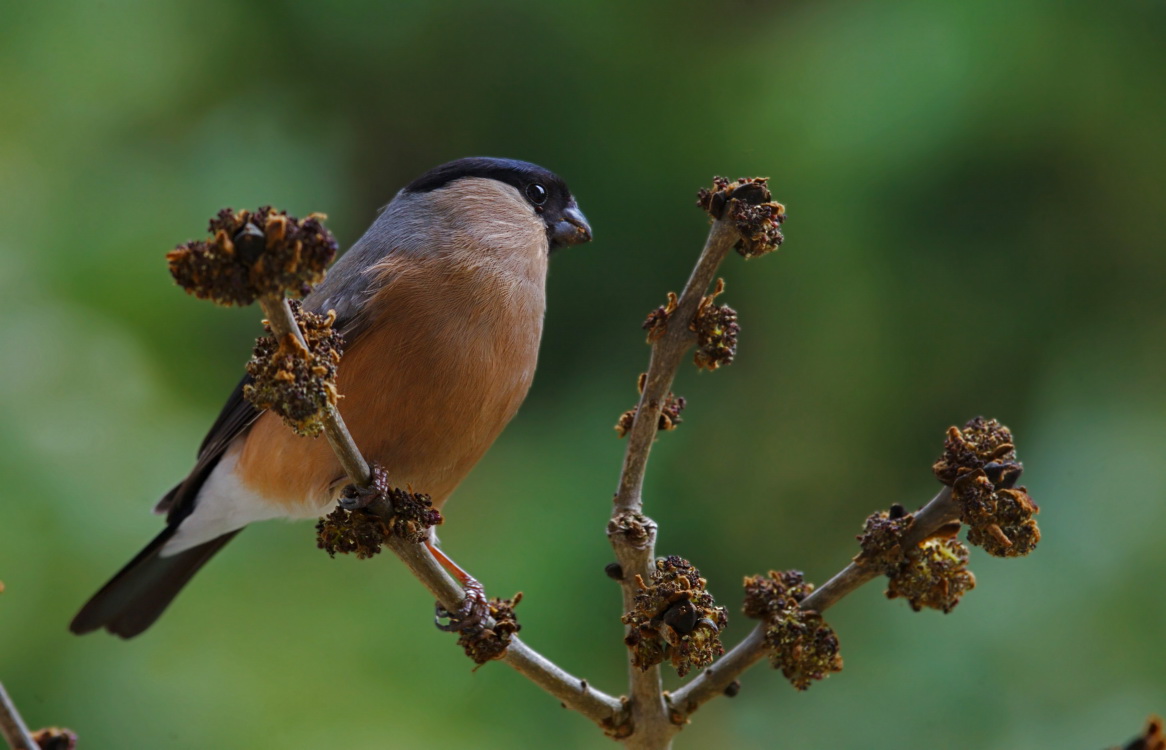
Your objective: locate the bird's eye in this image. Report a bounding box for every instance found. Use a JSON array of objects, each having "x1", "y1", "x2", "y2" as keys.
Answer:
[{"x1": 525, "y1": 183, "x2": 549, "y2": 206}]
